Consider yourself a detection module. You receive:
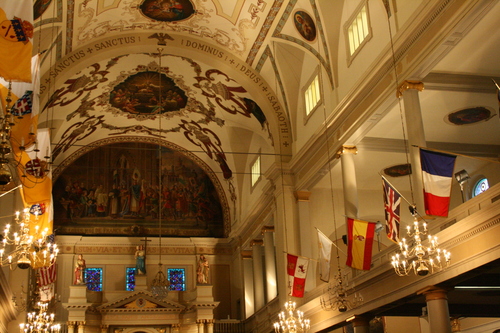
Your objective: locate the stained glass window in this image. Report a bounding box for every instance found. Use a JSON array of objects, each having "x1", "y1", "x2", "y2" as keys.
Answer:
[
  {"x1": 85, "y1": 268, "x2": 103, "y2": 292},
  {"x1": 168, "y1": 268, "x2": 186, "y2": 291},
  {"x1": 126, "y1": 268, "x2": 136, "y2": 291}
]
